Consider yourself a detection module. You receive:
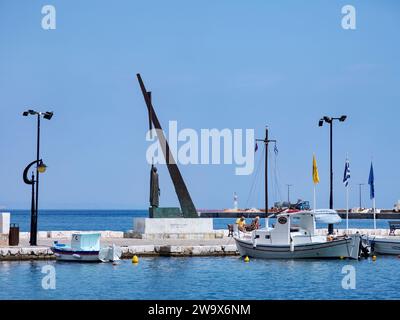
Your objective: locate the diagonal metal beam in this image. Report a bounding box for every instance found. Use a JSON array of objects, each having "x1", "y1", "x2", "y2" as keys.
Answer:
[{"x1": 137, "y1": 74, "x2": 198, "y2": 218}]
